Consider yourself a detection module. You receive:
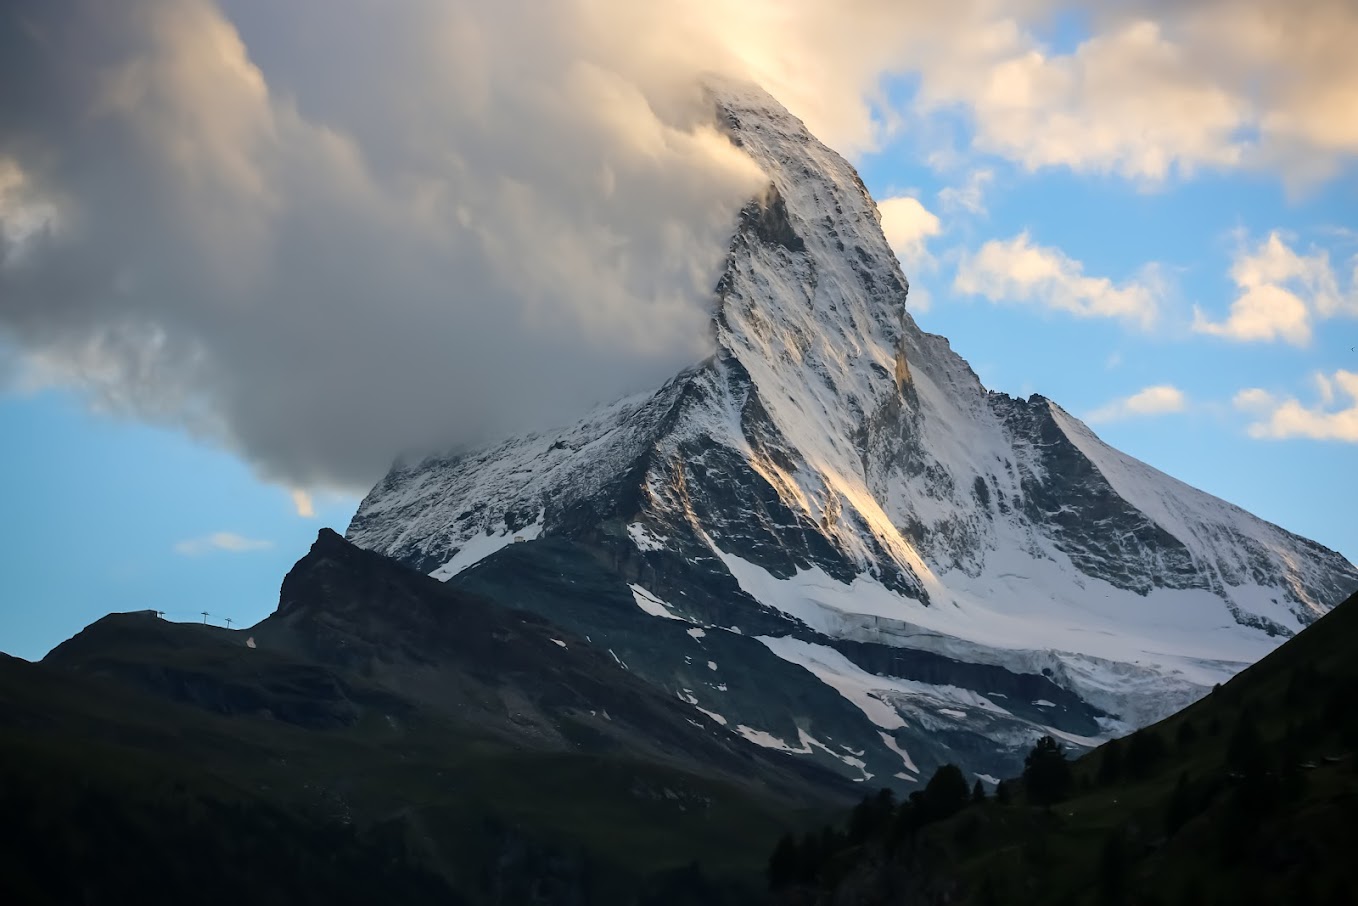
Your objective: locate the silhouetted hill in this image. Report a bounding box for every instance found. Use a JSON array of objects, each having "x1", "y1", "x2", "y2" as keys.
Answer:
[{"x1": 2, "y1": 530, "x2": 851, "y2": 905}]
